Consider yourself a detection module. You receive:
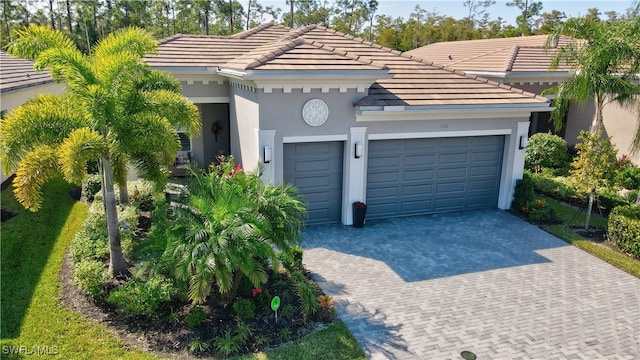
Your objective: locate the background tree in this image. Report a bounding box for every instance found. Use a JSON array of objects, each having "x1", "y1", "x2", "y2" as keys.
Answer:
[
  {"x1": 506, "y1": 0, "x2": 543, "y2": 35},
  {"x1": 1, "y1": 26, "x2": 200, "y2": 277}
]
